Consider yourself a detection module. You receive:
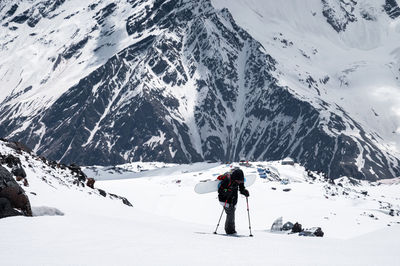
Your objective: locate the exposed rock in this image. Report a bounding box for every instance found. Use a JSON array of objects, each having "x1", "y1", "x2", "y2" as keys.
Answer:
[
  {"x1": 5, "y1": 140, "x2": 32, "y2": 154},
  {"x1": 11, "y1": 164, "x2": 26, "y2": 178},
  {"x1": 0, "y1": 197, "x2": 22, "y2": 218},
  {"x1": 9, "y1": 0, "x2": 65, "y2": 28},
  {"x1": 94, "y1": 2, "x2": 116, "y2": 26},
  {"x1": 109, "y1": 193, "x2": 133, "y2": 207},
  {"x1": 384, "y1": 0, "x2": 400, "y2": 19},
  {"x1": 321, "y1": 0, "x2": 357, "y2": 32},
  {"x1": 0, "y1": 139, "x2": 132, "y2": 208},
  {"x1": 86, "y1": 177, "x2": 95, "y2": 189},
  {"x1": 1, "y1": 154, "x2": 21, "y2": 168},
  {"x1": 0, "y1": 165, "x2": 32, "y2": 218},
  {"x1": 97, "y1": 188, "x2": 107, "y2": 197},
  {"x1": 61, "y1": 36, "x2": 89, "y2": 60},
  {"x1": 96, "y1": 189, "x2": 132, "y2": 207},
  {"x1": 2, "y1": 4, "x2": 18, "y2": 20},
  {"x1": 68, "y1": 164, "x2": 87, "y2": 183}
]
